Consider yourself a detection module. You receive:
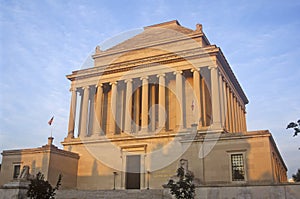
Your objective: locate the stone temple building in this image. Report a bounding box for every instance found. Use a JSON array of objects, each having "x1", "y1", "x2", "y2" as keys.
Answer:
[{"x1": 0, "y1": 20, "x2": 287, "y2": 190}]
